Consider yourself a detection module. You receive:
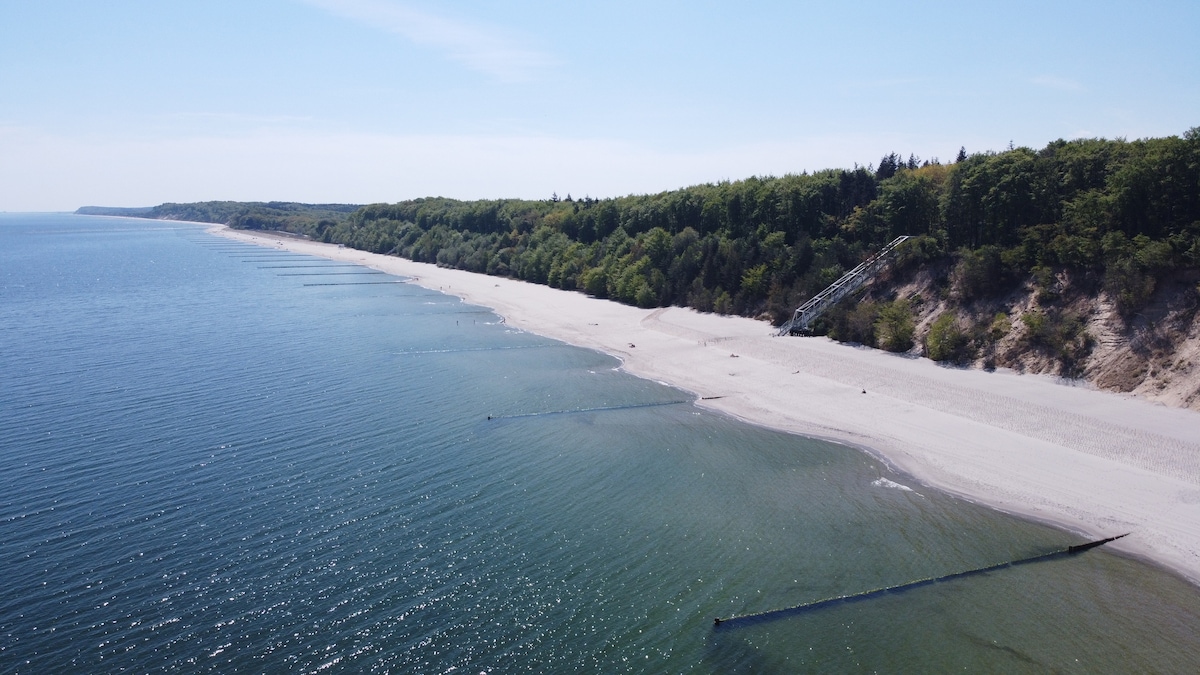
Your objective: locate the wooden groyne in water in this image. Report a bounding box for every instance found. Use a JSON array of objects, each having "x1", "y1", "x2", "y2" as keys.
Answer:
[
  {"x1": 712, "y1": 534, "x2": 1129, "y2": 630},
  {"x1": 487, "y1": 399, "x2": 691, "y2": 421}
]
